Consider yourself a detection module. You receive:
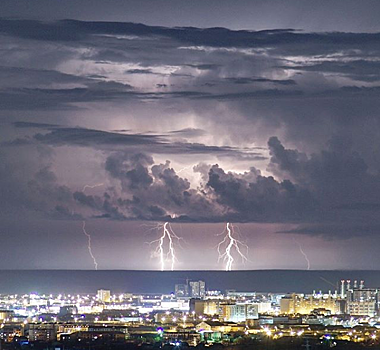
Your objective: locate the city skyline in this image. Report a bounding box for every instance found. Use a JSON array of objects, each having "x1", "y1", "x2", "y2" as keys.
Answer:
[
  {"x1": 0, "y1": 276, "x2": 380, "y2": 349},
  {"x1": 2, "y1": 1, "x2": 380, "y2": 270}
]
